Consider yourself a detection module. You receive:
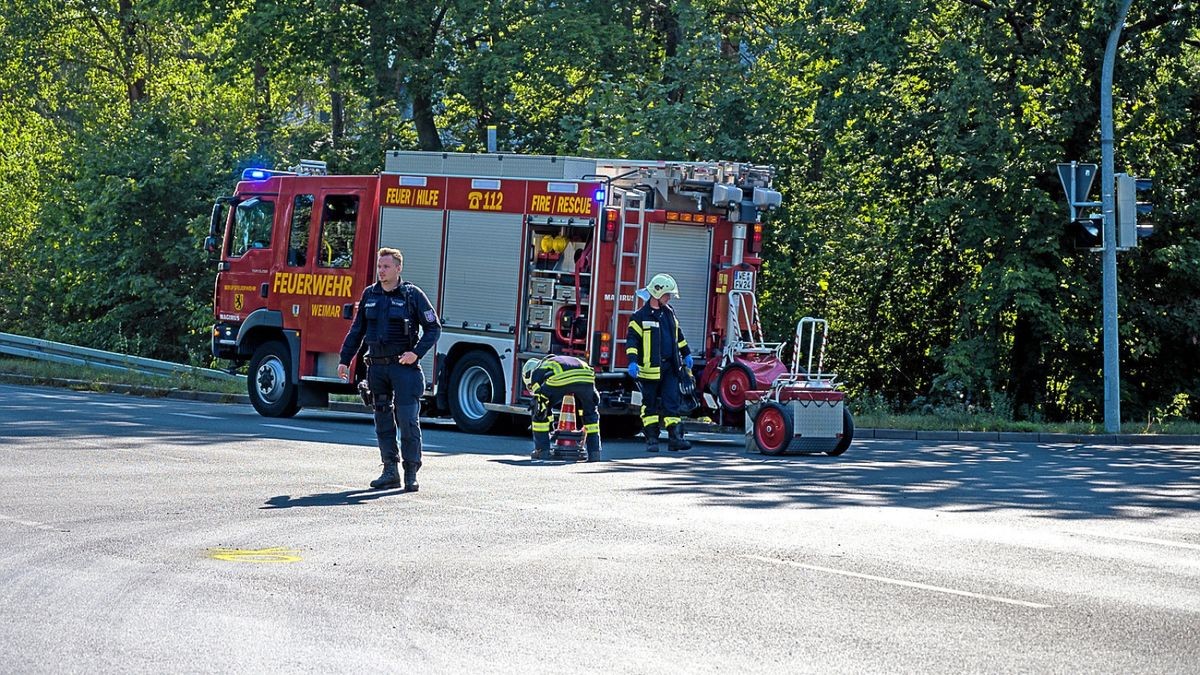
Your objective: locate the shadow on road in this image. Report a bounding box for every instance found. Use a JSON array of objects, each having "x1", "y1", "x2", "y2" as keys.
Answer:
[
  {"x1": 593, "y1": 439, "x2": 1200, "y2": 519},
  {"x1": 261, "y1": 487, "x2": 409, "y2": 509},
  {"x1": 5, "y1": 384, "x2": 1196, "y2": 520}
]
